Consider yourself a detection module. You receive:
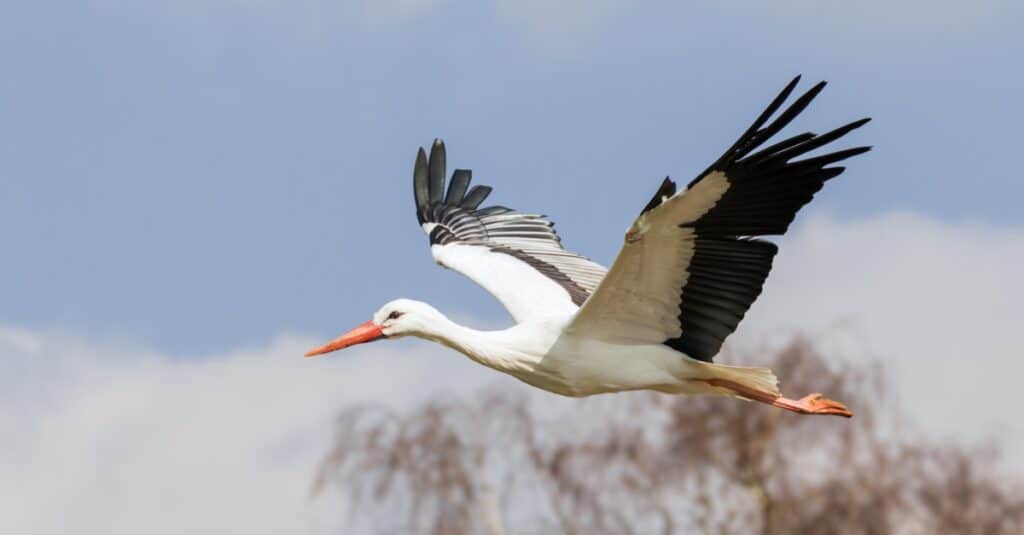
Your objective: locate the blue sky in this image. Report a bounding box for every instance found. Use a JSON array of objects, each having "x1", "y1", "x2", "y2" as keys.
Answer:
[
  {"x1": 3, "y1": 1, "x2": 1022, "y2": 354},
  {"x1": 4, "y1": 3, "x2": 1024, "y2": 533}
]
